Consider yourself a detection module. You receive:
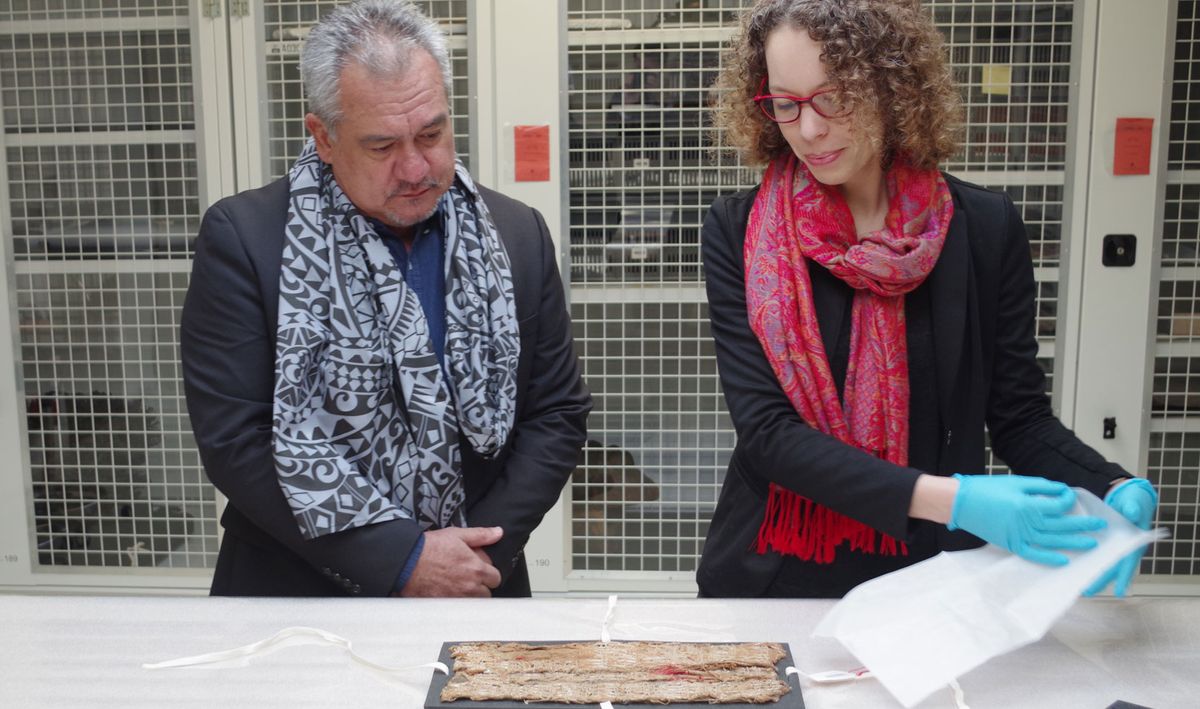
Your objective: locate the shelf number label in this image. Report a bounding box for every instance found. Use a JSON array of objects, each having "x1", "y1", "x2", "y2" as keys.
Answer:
[
  {"x1": 3, "y1": 554, "x2": 18, "y2": 564},
  {"x1": 534, "y1": 558, "x2": 551, "y2": 568}
]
